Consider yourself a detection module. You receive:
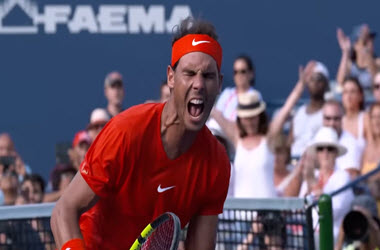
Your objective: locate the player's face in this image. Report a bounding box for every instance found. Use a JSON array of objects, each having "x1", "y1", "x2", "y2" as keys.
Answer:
[{"x1": 168, "y1": 52, "x2": 222, "y2": 131}]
